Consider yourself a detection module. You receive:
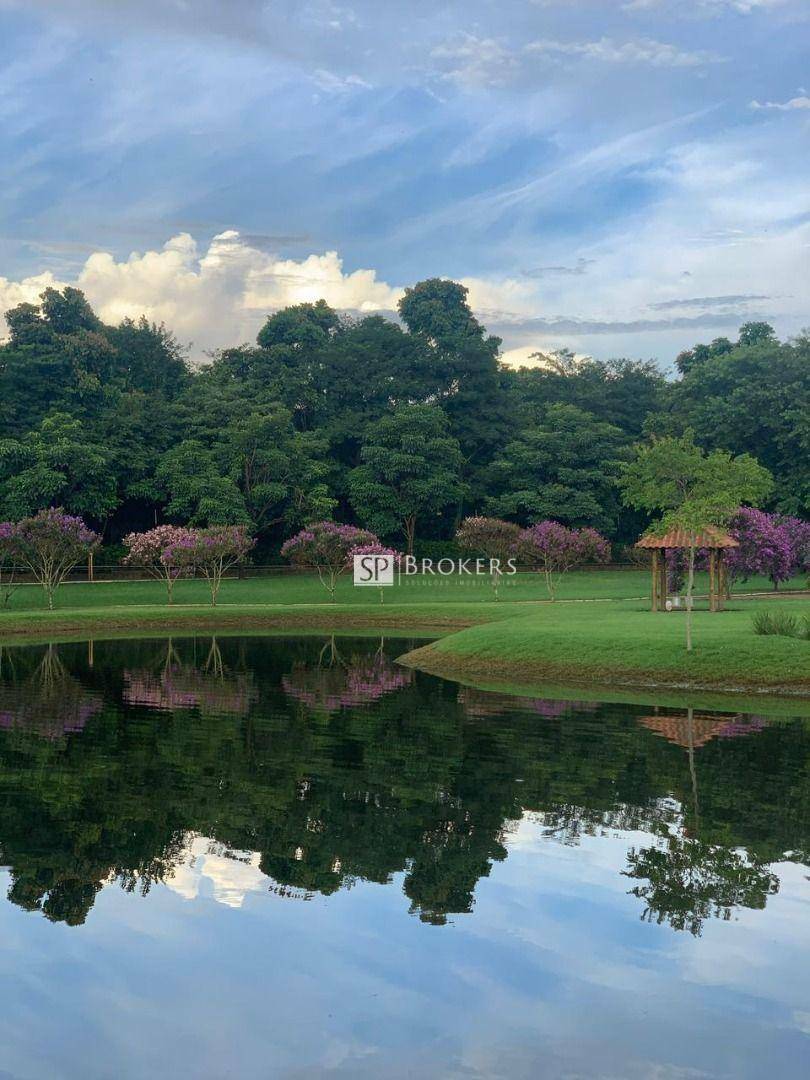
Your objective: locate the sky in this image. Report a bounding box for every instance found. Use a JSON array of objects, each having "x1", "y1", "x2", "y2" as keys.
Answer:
[{"x1": 0, "y1": 0, "x2": 808, "y2": 367}]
